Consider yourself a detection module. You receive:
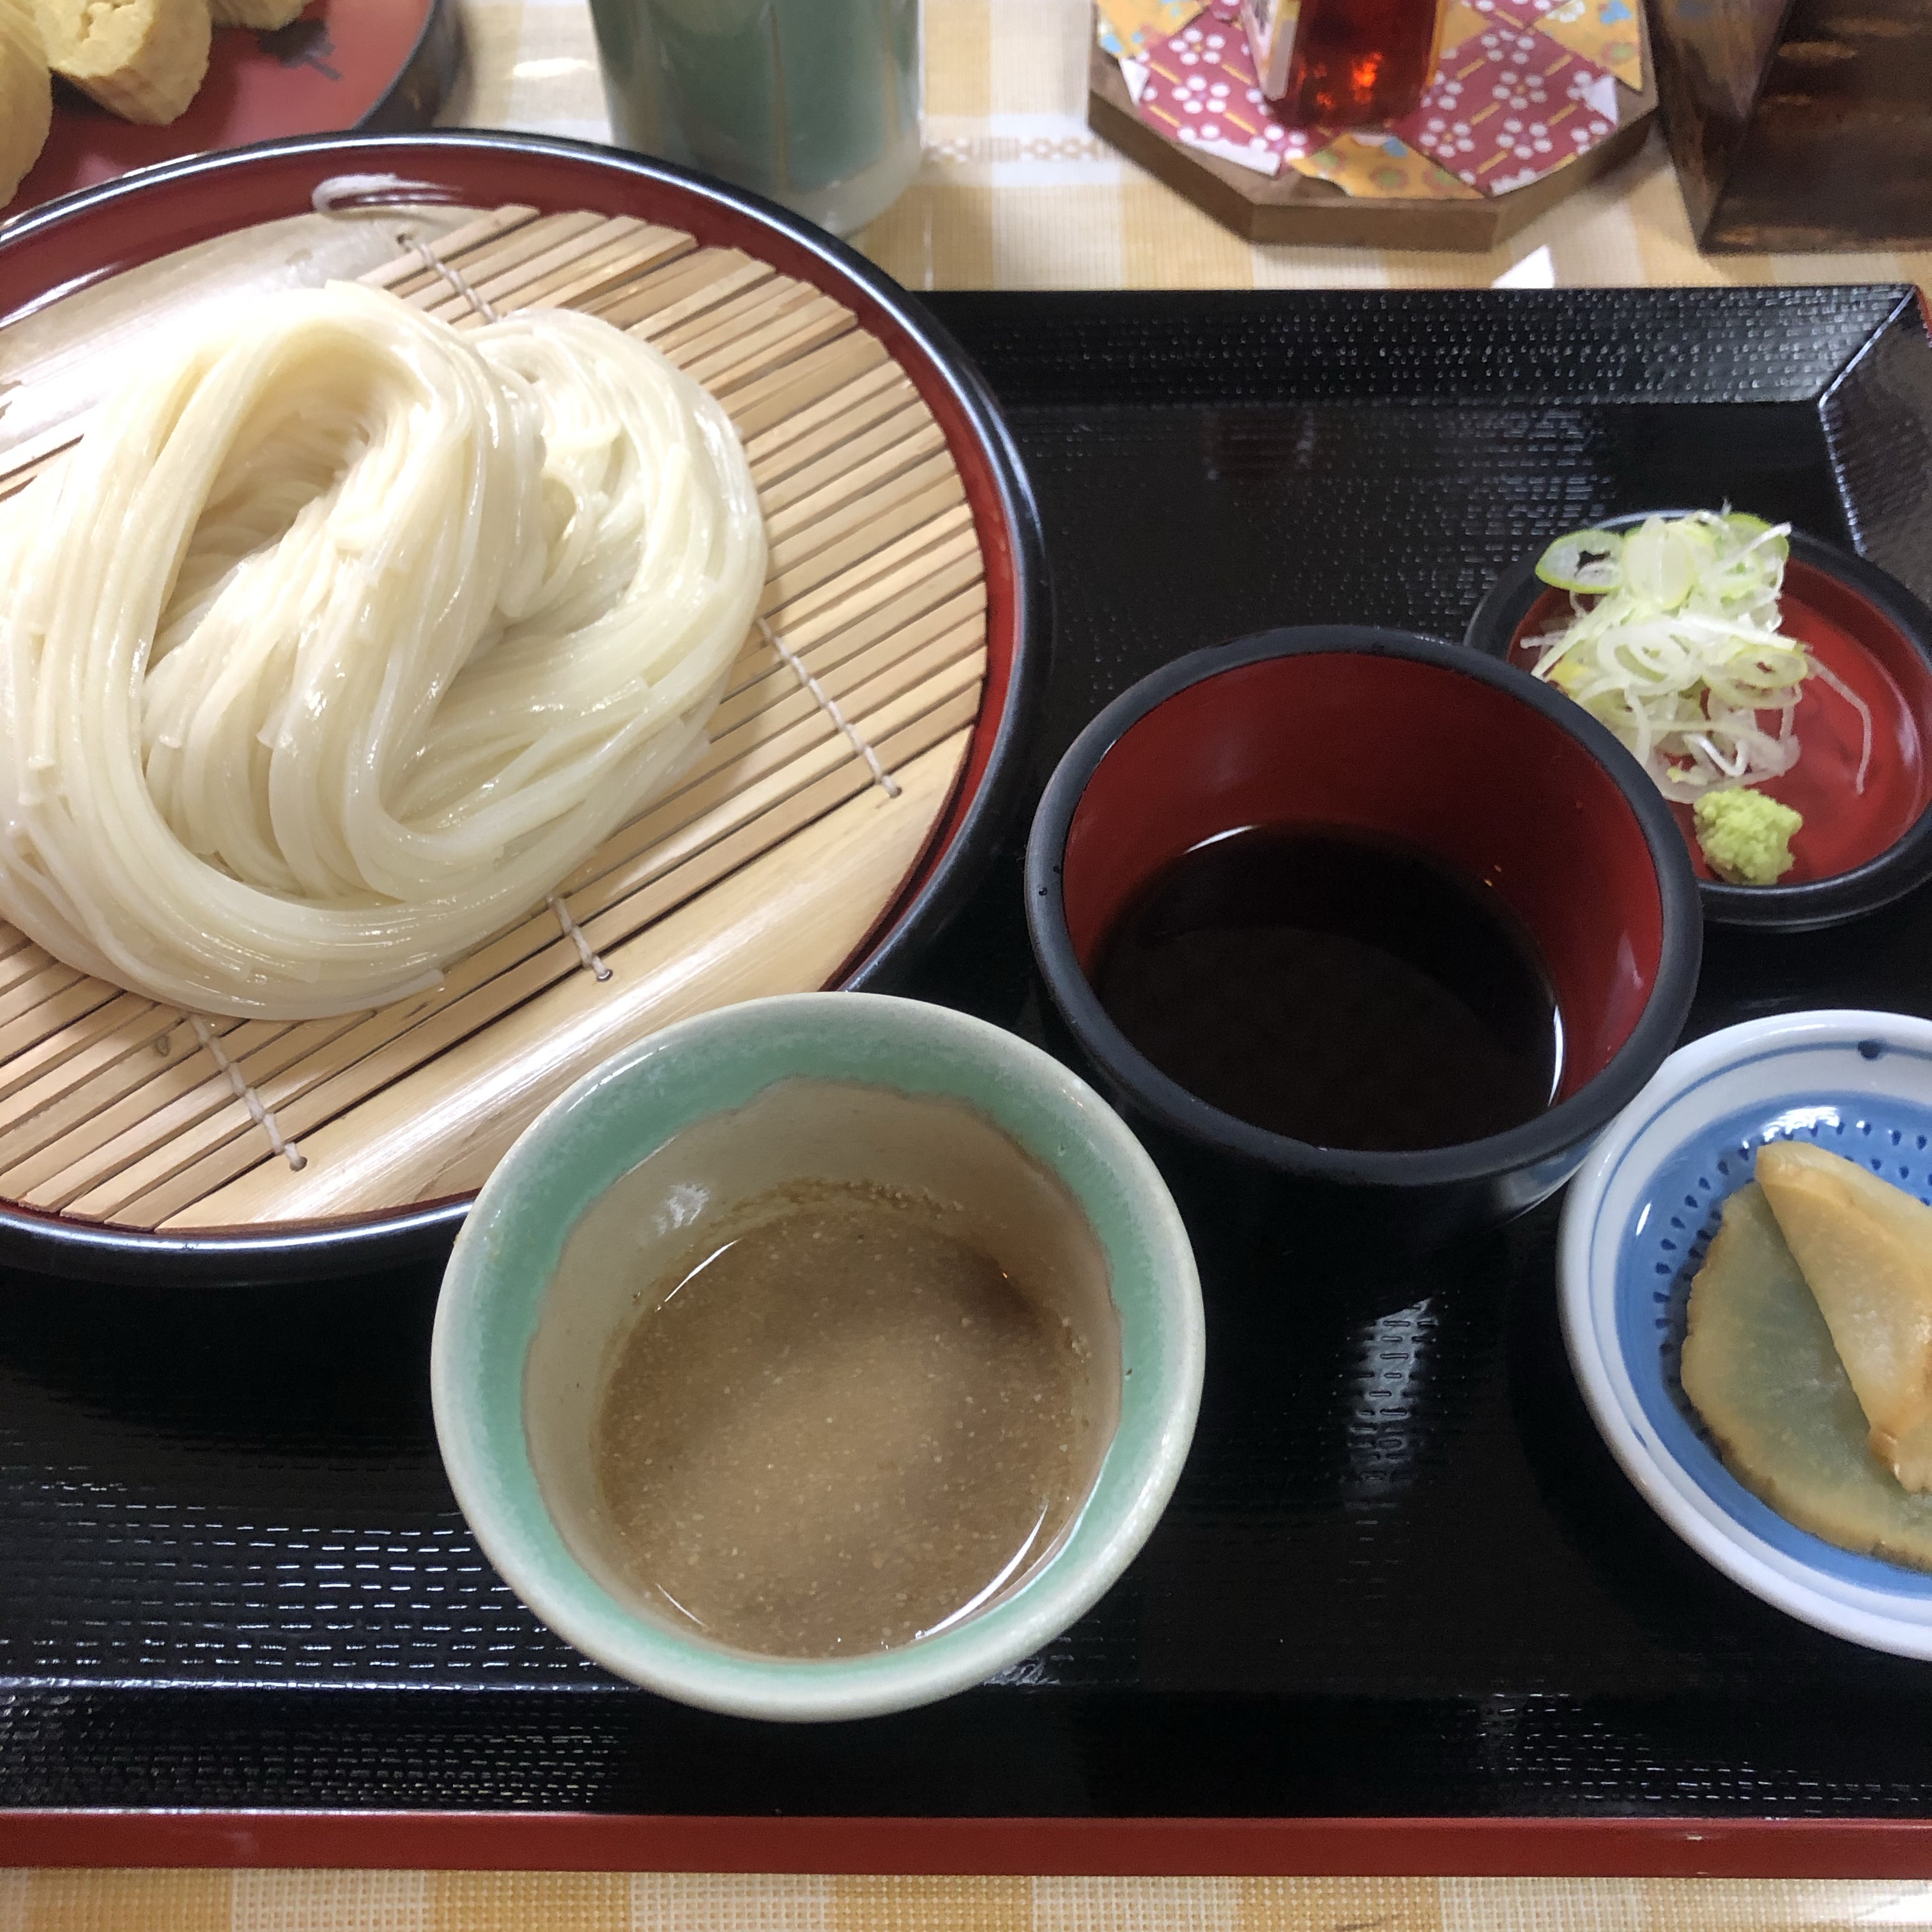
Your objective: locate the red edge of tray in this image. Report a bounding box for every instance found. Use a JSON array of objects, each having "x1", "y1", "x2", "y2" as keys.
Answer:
[{"x1": 4, "y1": 1809, "x2": 1932, "y2": 1878}]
